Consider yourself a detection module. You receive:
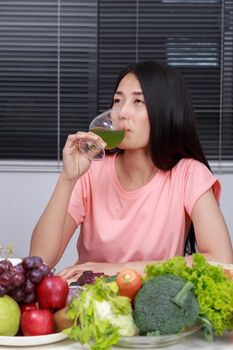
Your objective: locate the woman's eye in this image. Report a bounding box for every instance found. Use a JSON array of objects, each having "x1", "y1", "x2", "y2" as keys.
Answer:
[
  {"x1": 135, "y1": 99, "x2": 144, "y2": 104},
  {"x1": 113, "y1": 98, "x2": 121, "y2": 104}
]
